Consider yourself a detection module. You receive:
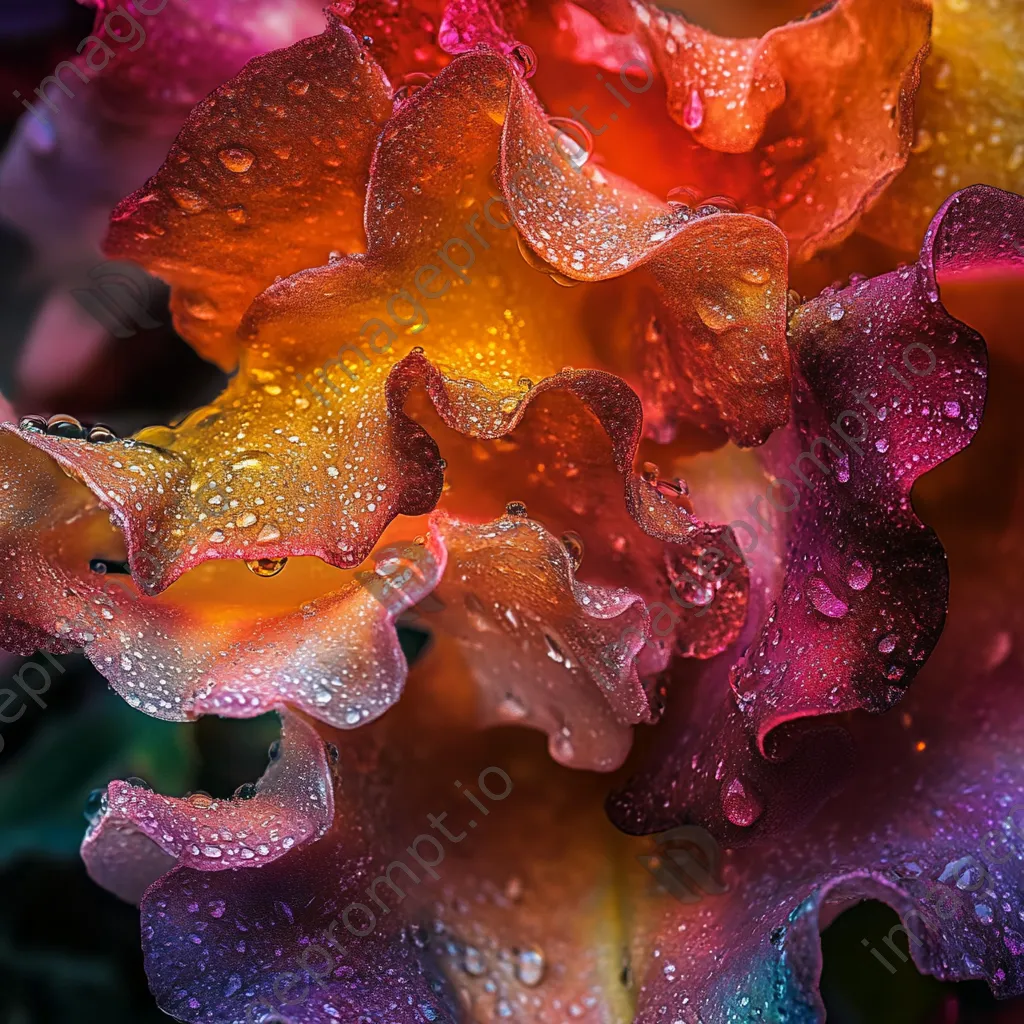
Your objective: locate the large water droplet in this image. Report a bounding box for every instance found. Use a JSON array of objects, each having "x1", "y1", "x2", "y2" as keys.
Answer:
[
  {"x1": 721, "y1": 776, "x2": 763, "y2": 827},
  {"x1": 218, "y1": 146, "x2": 255, "y2": 173},
  {"x1": 246, "y1": 557, "x2": 287, "y2": 578},
  {"x1": 682, "y1": 87, "x2": 704, "y2": 131},
  {"x1": 515, "y1": 948, "x2": 546, "y2": 987},
  {"x1": 806, "y1": 577, "x2": 849, "y2": 618},
  {"x1": 561, "y1": 531, "x2": 584, "y2": 571}
]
